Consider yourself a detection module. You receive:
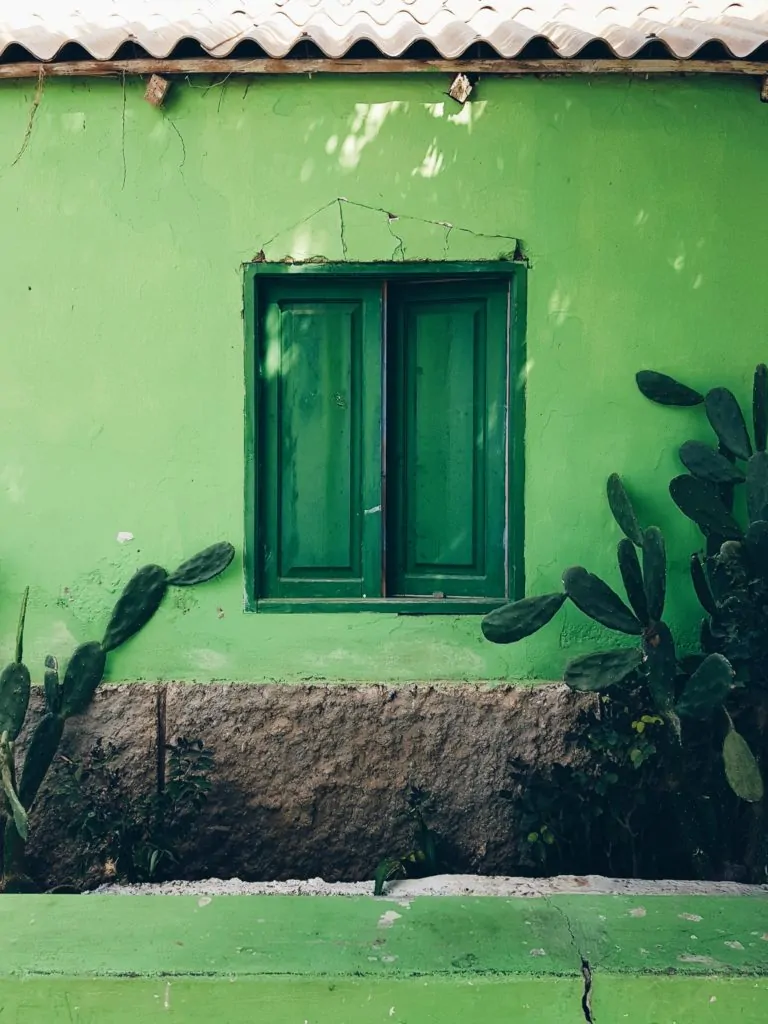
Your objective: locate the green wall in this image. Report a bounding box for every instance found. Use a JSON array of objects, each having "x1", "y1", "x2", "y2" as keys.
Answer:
[{"x1": 0, "y1": 74, "x2": 765, "y2": 683}]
